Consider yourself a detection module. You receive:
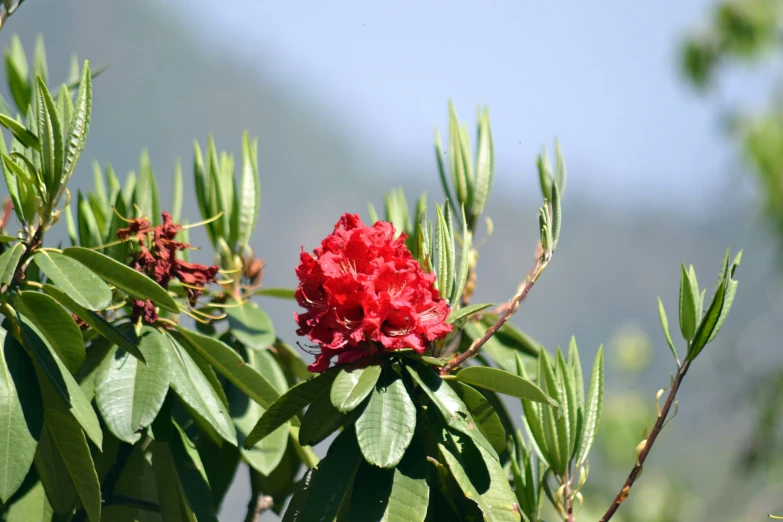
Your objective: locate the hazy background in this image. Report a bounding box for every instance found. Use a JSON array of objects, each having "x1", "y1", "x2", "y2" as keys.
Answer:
[{"x1": 2, "y1": 1, "x2": 781, "y2": 520}]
